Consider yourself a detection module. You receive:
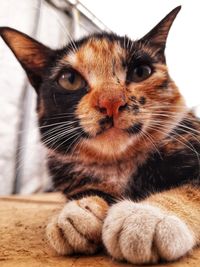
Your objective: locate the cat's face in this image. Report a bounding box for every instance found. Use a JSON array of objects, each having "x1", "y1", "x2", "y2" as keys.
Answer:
[{"x1": 0, "y1": 6, "x2": 185, "y2": 162}]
